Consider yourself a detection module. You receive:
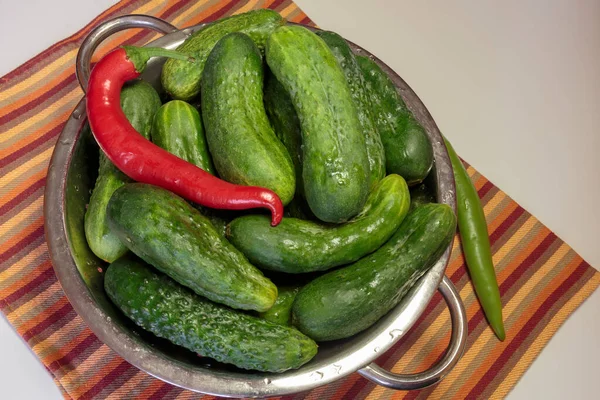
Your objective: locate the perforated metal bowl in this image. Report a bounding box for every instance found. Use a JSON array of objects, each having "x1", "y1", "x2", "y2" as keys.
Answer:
[{"x1": 44, "y1": 15, "x2": 467, "y2": 398}]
